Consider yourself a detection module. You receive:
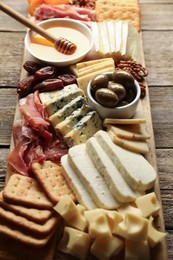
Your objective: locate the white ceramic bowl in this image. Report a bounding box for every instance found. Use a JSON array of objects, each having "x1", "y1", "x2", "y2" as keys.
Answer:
[
  {"x1": 25, "y1": 18, "x2": 93, "y2": 66},
  {"x1": 87, "y1": 72, "x2": 141, "y2": 120}
]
